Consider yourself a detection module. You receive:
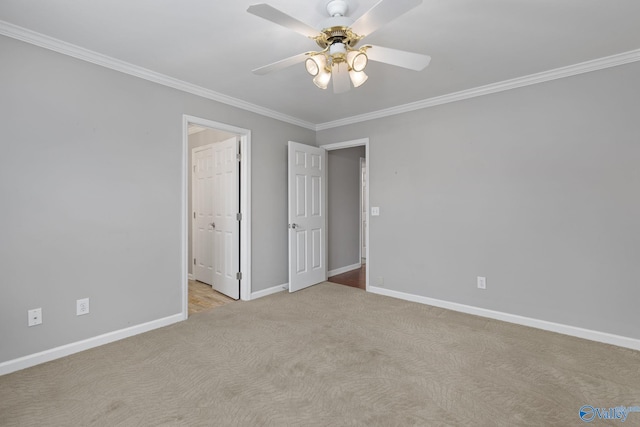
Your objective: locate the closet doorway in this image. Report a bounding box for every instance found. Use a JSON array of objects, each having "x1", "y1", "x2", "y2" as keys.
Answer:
[{"x1": 182, "y1": 116, "x2": 252, "y2": 318}]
